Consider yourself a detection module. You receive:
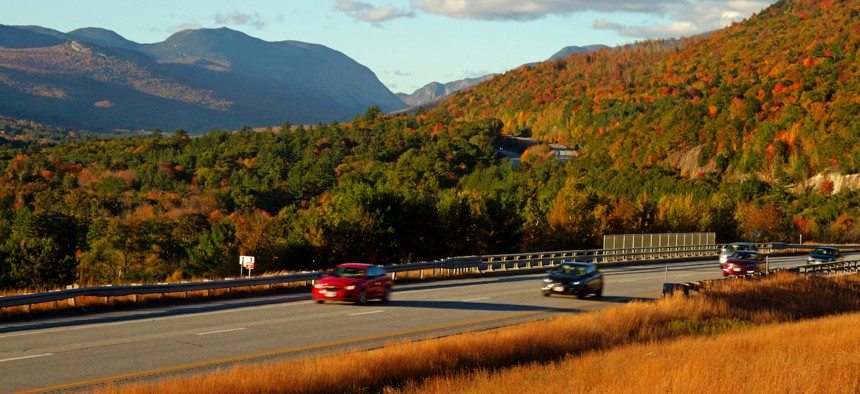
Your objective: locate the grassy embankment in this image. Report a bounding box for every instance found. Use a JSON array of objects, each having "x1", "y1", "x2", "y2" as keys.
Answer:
[{"x1": 110, "y1": 272, "x2": 860, "y2": 394}]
